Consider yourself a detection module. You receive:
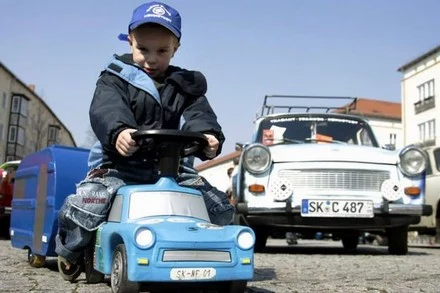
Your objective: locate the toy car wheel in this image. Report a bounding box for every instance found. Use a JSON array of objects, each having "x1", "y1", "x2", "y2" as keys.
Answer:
[
  {"x1": 387, "y1": 225, "x2": 408, "y2": 255},
  {"x1": 222, "y1": 281, "x2": 247, "y2": 293},
  {"x1": 27, "y1": 248, "x2": 45, "y2": 268},
  {"x1": 111, "y1": 244, "x2": 139, "y2": 293},
  {"x1": 84, "y1": 242, "x2": 105, "y2": 284}
]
